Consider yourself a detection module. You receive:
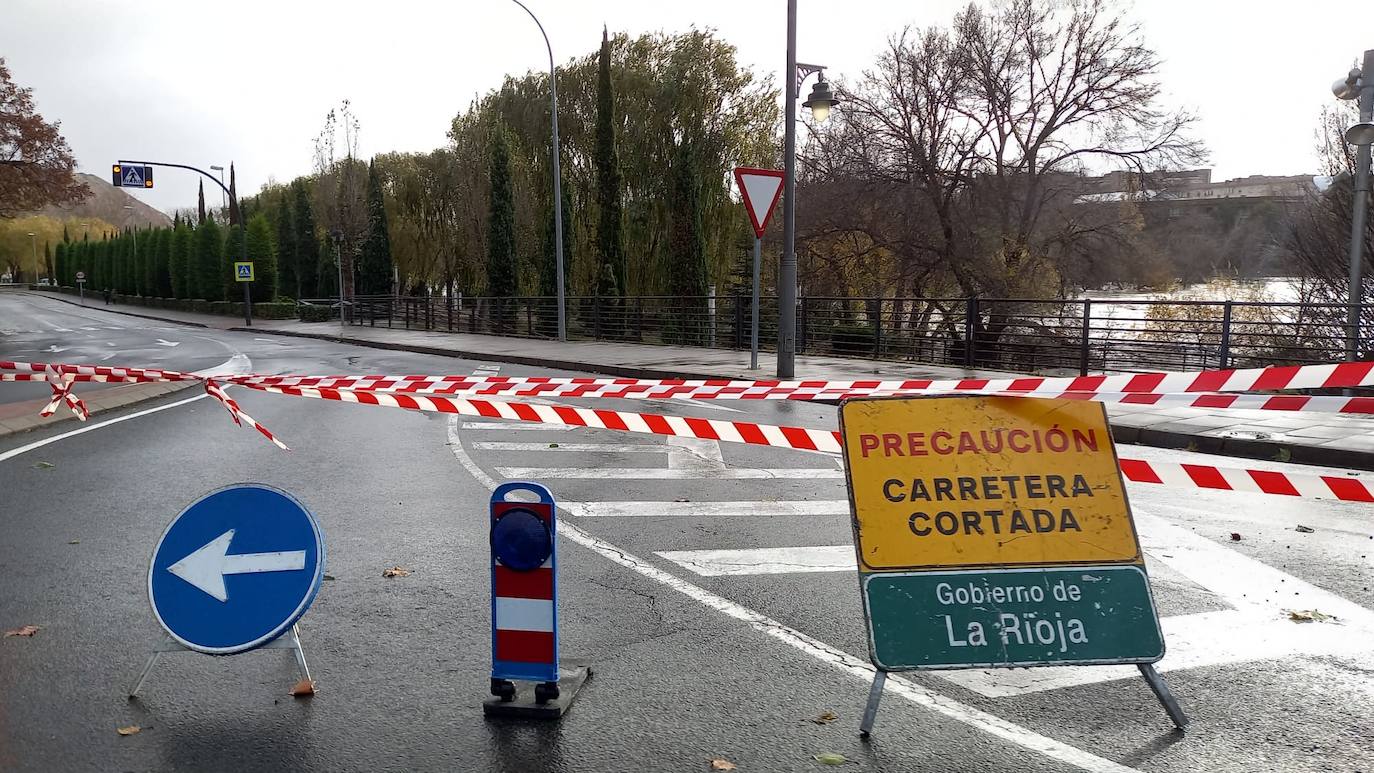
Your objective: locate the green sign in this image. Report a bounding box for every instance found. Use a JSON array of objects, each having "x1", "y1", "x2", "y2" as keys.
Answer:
[{"x1": 862, "y1": 565, "x2": 1163, "y2": 670}]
